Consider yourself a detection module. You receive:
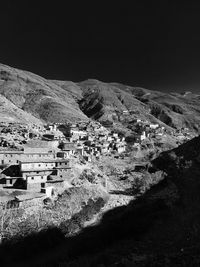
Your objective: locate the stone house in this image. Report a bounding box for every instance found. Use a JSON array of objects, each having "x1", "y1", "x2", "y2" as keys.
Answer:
[
  {"x1": 19, "y1": 159, "x2": 70, "y2": 192},
  {"x1": 149, "y1": 123, "x2": 159, "y2": 129},
  {"x1": 60, "y1": 142, "x2": 76, "y2": 157},
  {"x1": 76, "y1": 145, "x2": 84, "y2": 156},
  {"x1": 20, "y1": 160, "x2": 55, "y2": 191}
]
